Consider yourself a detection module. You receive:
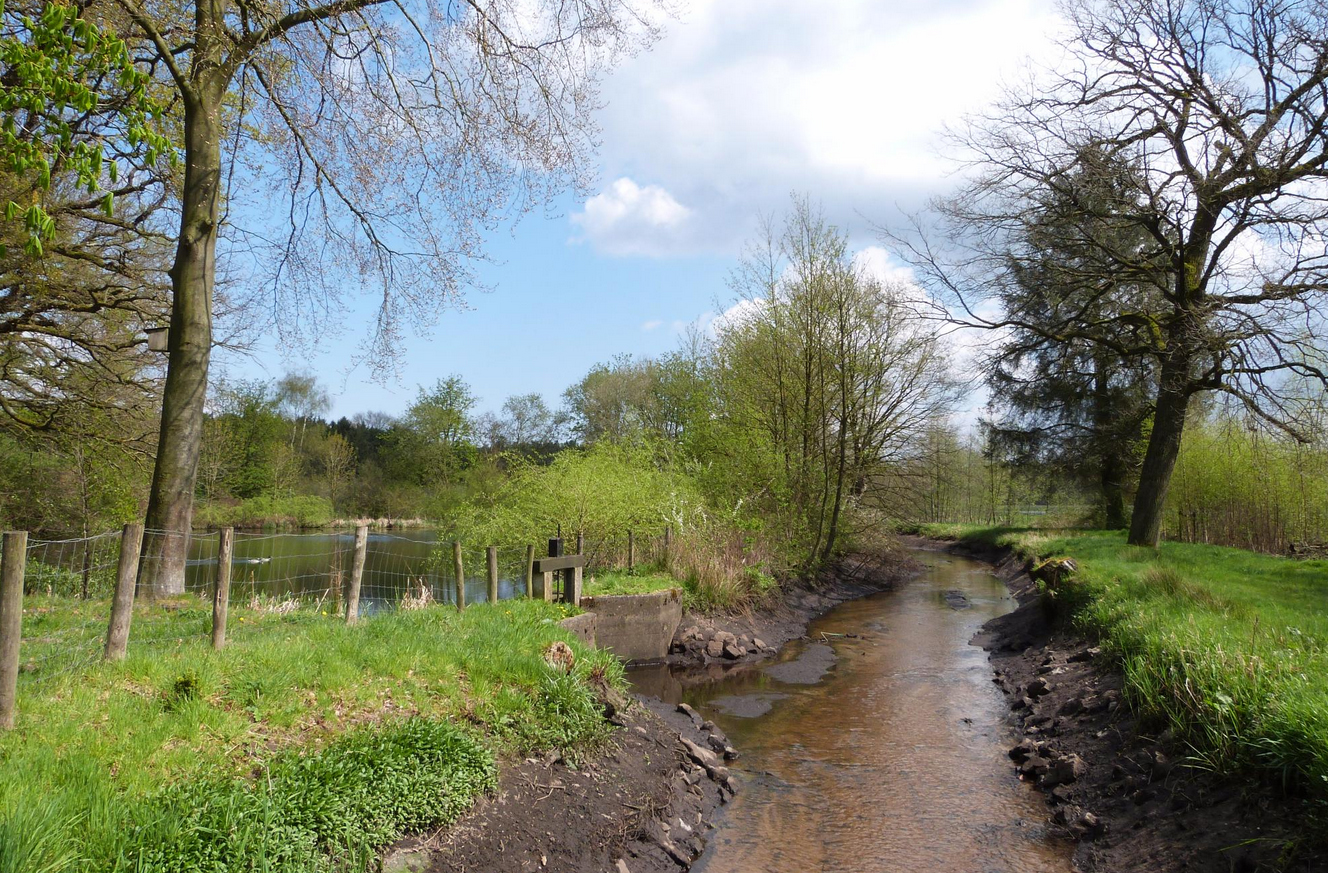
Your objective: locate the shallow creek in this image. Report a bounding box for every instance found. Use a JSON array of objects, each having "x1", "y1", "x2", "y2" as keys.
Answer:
[{"x1": 628, "y1": 548, "x2": 1075, "y2": 873}]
